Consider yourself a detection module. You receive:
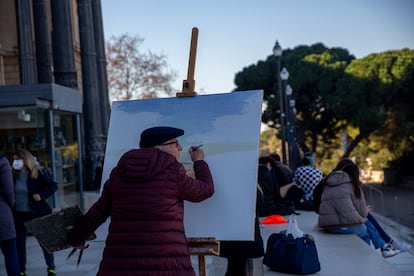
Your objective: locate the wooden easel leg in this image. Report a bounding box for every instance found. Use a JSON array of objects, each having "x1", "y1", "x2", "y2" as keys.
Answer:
[{"x1": 198, "y1": 255, "x2": 206, "y2": 276}]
